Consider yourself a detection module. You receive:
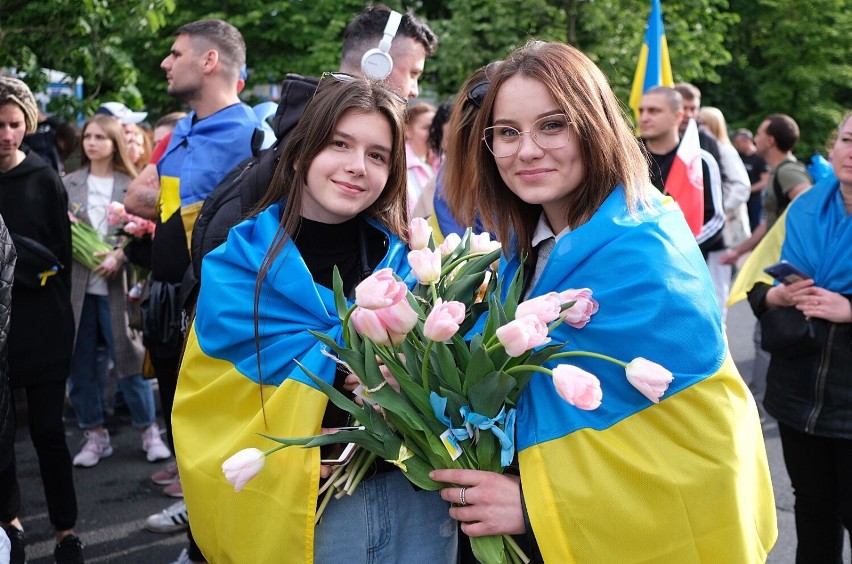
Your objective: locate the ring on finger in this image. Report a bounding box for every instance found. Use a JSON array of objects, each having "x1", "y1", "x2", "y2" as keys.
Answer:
[{"x1": 459, "y1": 486, "x2": 467, "y2": 506}]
